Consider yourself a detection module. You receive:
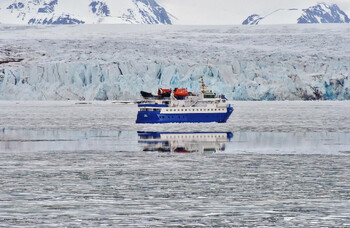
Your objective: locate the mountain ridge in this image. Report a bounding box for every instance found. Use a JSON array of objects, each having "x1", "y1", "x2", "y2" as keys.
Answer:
[
  {"x1": 0, "y1": 0, "x2": 173, "y2": 24},
  {"x1": 243, "y1": 3, "x2": 350, "y2": 25}
]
